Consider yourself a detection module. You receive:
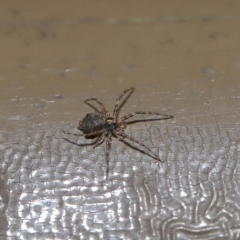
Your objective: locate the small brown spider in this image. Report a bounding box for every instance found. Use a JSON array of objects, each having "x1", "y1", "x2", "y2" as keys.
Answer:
[{"x1": 63, "y1": 88, "x2": 173, "y2": 178}]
